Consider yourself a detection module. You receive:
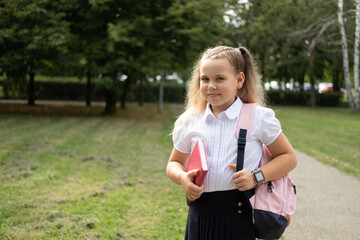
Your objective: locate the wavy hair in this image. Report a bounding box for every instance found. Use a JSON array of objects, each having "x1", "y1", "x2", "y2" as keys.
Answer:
[
  {"x1": 173, "y1": 46, "x2": 266, "y2": 130},
  {"x1": 185, "y1": 46, "x2": 265, "y2": 114}
]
